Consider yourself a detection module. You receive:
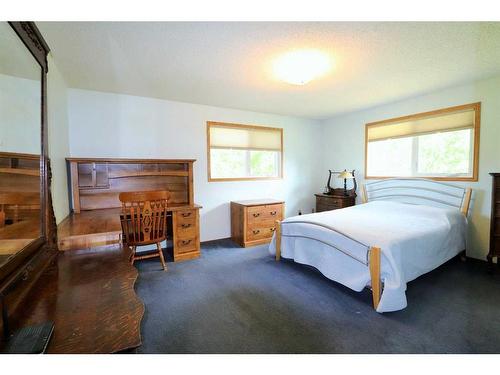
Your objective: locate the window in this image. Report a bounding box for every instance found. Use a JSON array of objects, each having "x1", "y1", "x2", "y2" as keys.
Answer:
[
  {"x1": 207, "y1": 122, "x2": 283, "y2": 181},
  {"x1": 365, "y1": 103, "x2": 480, "y2": 181}
]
